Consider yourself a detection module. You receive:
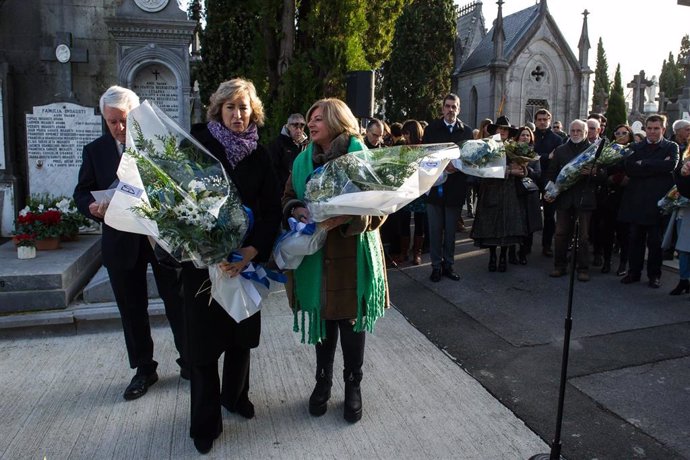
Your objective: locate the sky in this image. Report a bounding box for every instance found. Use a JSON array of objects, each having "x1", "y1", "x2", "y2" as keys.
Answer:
[{"x1": 470, "y1": 0, "x2": 690, "y2": 100}]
